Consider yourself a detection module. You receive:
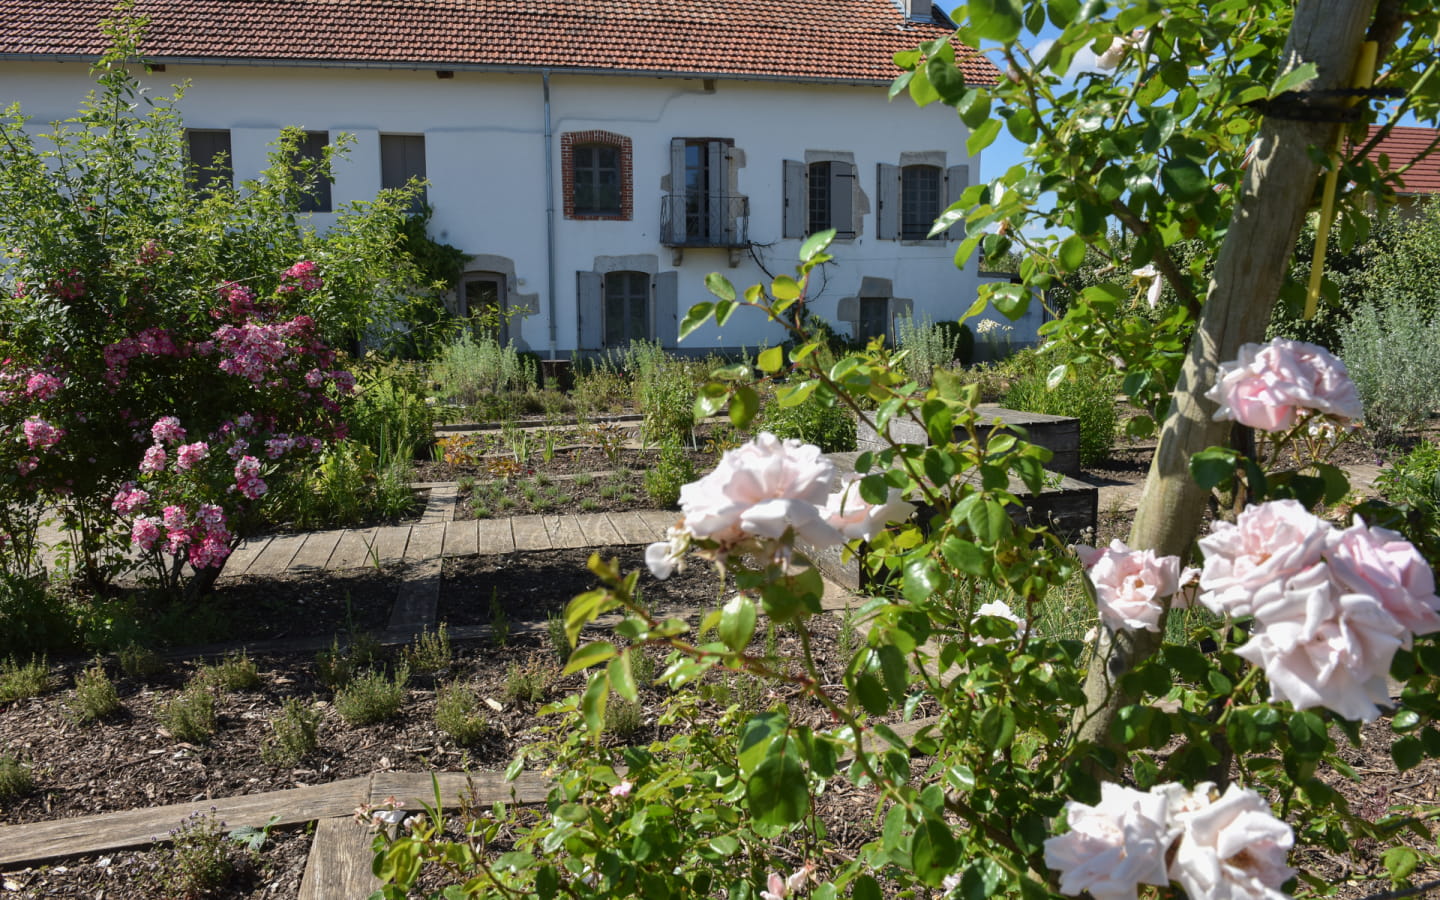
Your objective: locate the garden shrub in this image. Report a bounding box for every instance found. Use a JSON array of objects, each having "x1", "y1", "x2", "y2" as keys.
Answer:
[
  {"x1": 757, "y1": 387, "x2": 857, "y2": 453},
  {"x1": 152, "y1": 811, "x2": 243, "y2": 898},
  {"x1": 0, "y1": 655, "x2": 50, "y2": 703},
  {"x1": 261, "y1": 698, "x2": 321, "y2": 766},
  {"x1": 0, "y1": 31, "x2": 427, "y2": 599},
  {"x1": 200, "y1": 650, "x2": 262, "y2": 692},
  {"x1": 1339, "y1": 299, "x2": 1440, "y2": 444},
  {"x1": 434, "y1": 681, "x2": 490, "y2": 747},
  {"x1": 895, "y1": 313, "x2": 964, "y2": 386},
  {"x1": 1002, "y1": 353, "x2": 1119, "y2": 466},
  {"x1": 429, "y1": 334, "x2": 538, "y2": 409},
  {"x1": 160, "y1": 684, "x2": 218, "y2": 744},
  {"x1": 69, "y1": 660, "x2": 120, "y2": 723},
  {"x1": 643, "y1": 438, "x2": 695, "y2": 507},
  {"x1": 0, "y1": 755, "x2": 35, "y2": 801},
  {"x1": 334, "y1": 665, "x2": 410, "y2": 725},
  {"x1": 0, "y1": 574, "x2": 76, "y2": 657}
]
